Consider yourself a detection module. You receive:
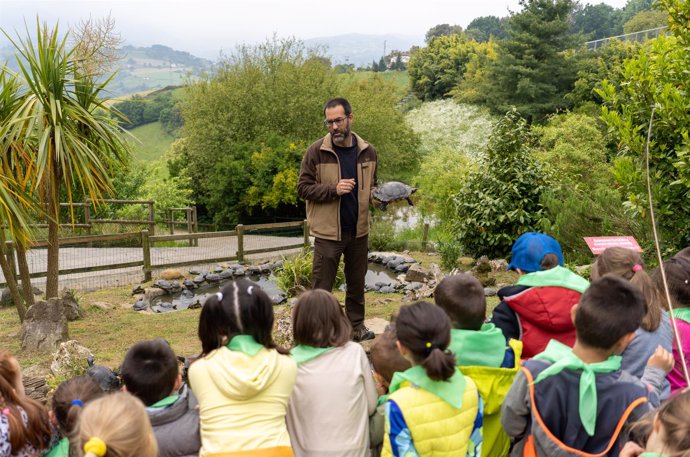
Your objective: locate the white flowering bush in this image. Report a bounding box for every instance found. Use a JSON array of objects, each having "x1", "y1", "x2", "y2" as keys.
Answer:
[{"x1": 405, "y1": 100, "x2": 495, "y2": 157}]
